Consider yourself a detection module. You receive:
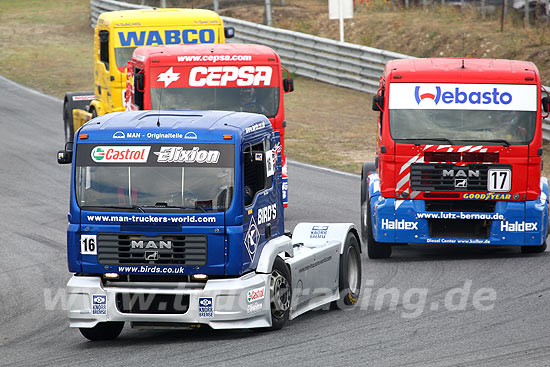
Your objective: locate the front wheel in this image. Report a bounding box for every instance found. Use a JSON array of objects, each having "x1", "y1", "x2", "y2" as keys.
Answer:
[
  {"x1": 268, "y1": 256, "x2": 292, "y2": 330},
  {"x1": 79, "y1": 321, "x2": 124, "y2": 341},
  {"x1": 521, "y1": 242, "x2": 547, "y2": 254},
  {"x1": 333, "y1": 232, "x2": 362, "y2": 309}
]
